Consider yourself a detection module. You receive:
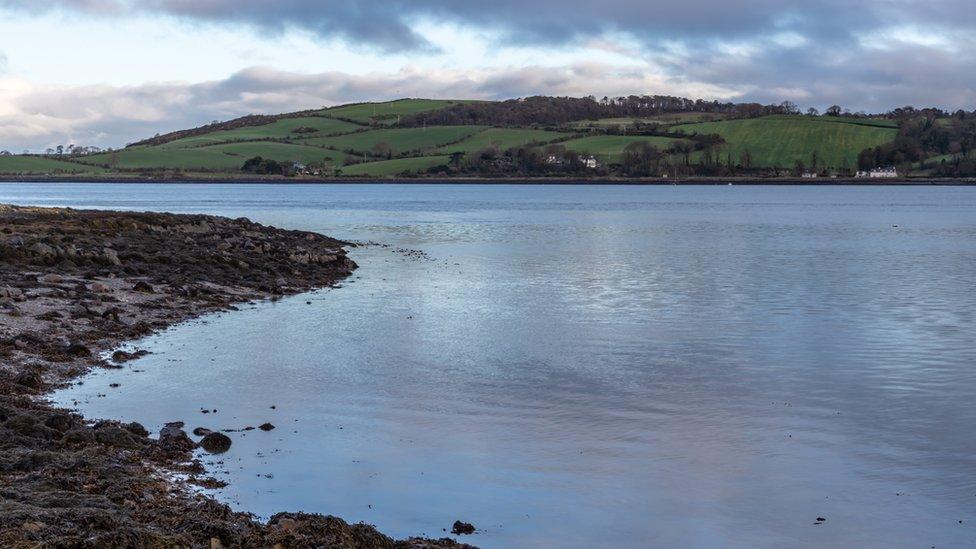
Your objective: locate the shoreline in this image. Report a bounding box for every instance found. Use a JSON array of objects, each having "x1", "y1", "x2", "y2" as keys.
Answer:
[
  {"x1": 0, "y1": 205, "x2": 471, "y2": 547},
  {"x1": 0, "y1": 175, "x2": 974, "y2": 186}
]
